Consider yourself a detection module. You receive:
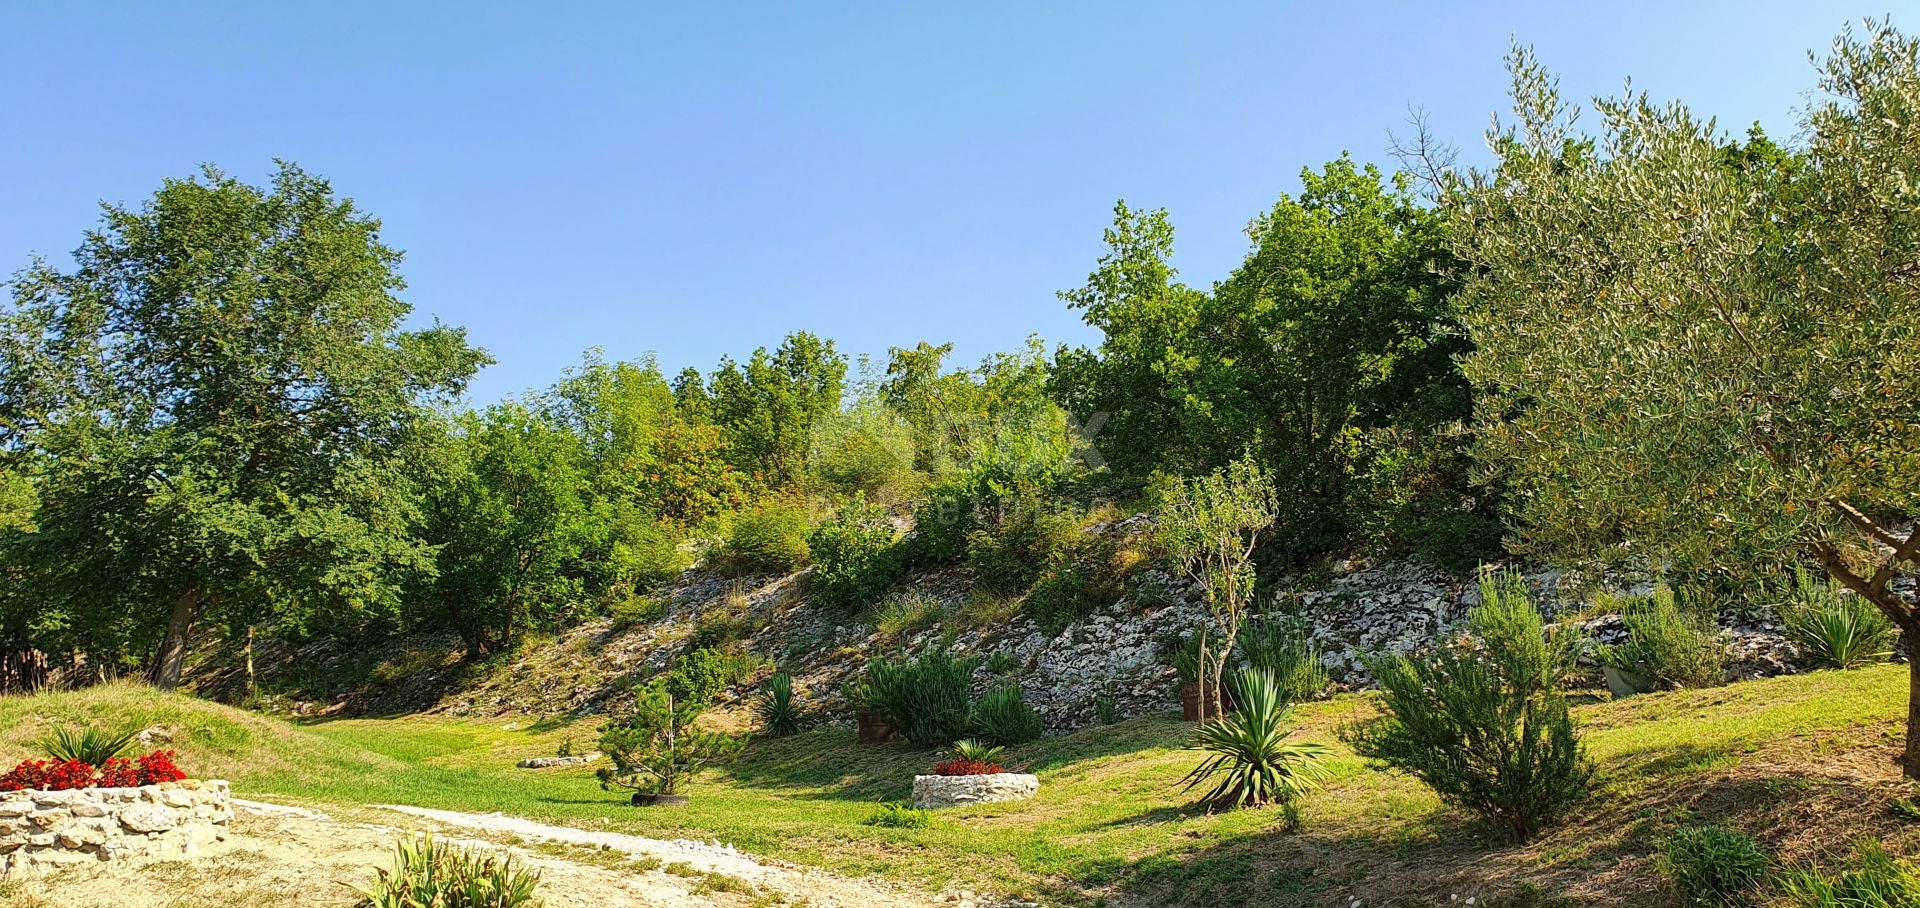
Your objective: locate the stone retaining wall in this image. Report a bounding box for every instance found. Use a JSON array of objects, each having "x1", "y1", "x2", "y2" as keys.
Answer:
[{"x1": 0, "y1": 780, "x2": 232, "y2": 874}]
